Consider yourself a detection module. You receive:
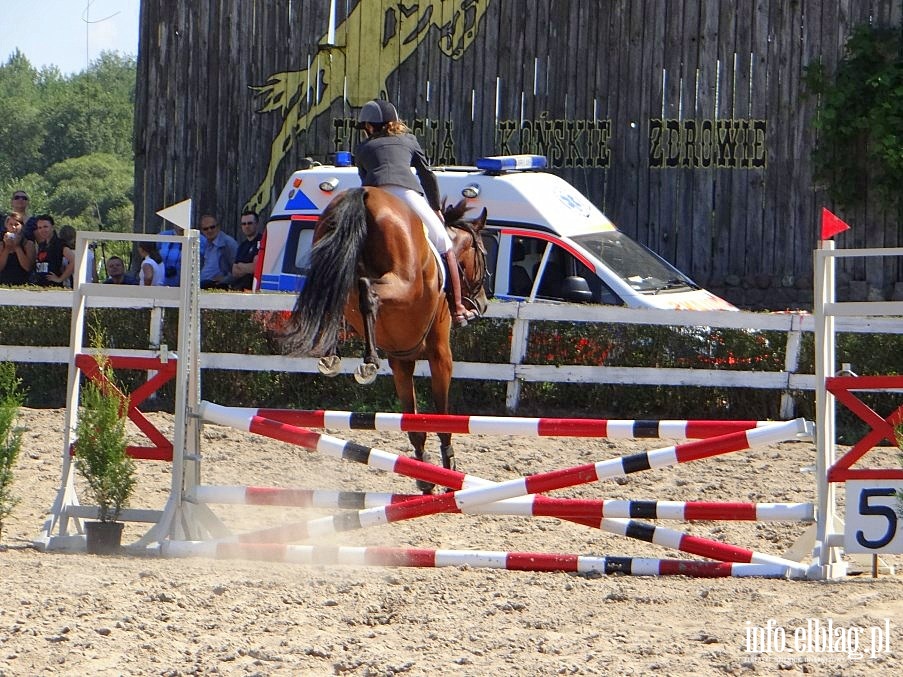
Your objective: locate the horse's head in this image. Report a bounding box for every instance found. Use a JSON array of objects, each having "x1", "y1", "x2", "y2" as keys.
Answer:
[
  {"x1": 437, "y1": 0, "x2": 490, "y2": 60},
  {"x1": 444, "y1": 199, "x2": 489, "y2": 318}
]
